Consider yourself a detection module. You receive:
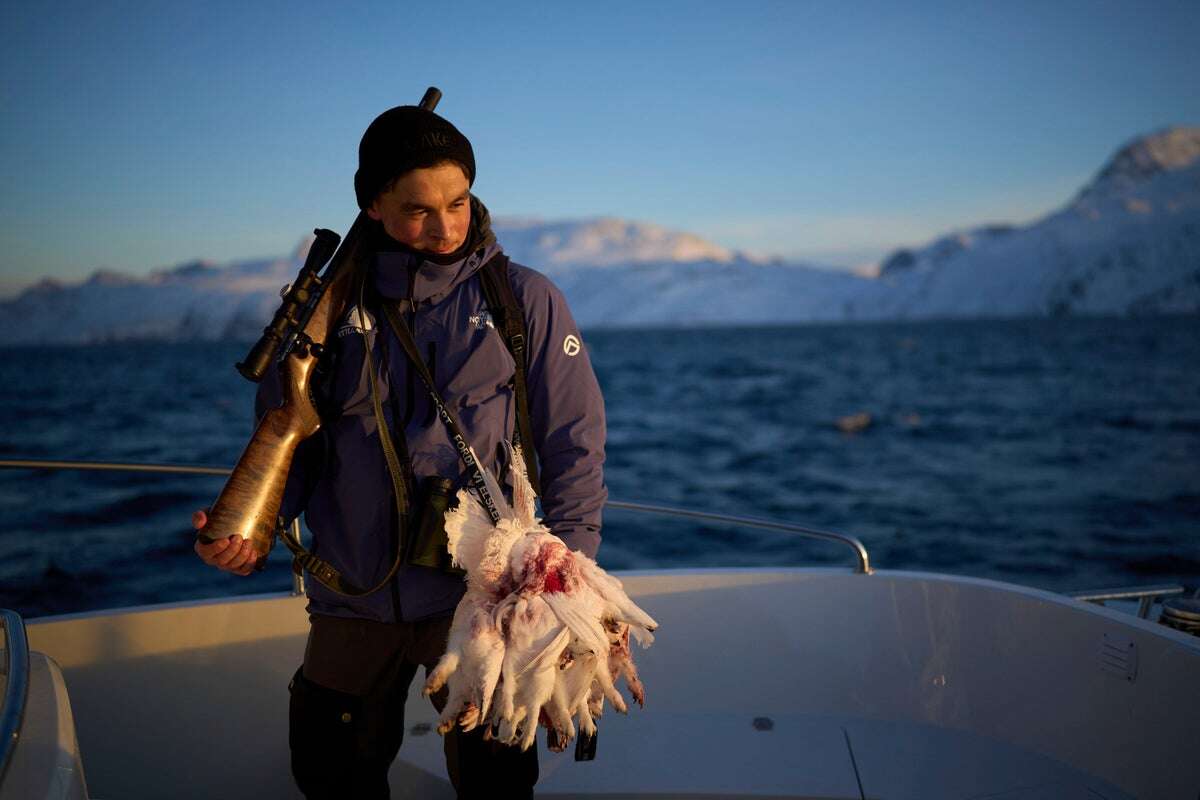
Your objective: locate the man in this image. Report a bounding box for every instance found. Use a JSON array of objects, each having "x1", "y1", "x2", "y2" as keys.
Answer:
[{"x1": 193, "y1": 101, "x2": 607, "y2": 799}]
